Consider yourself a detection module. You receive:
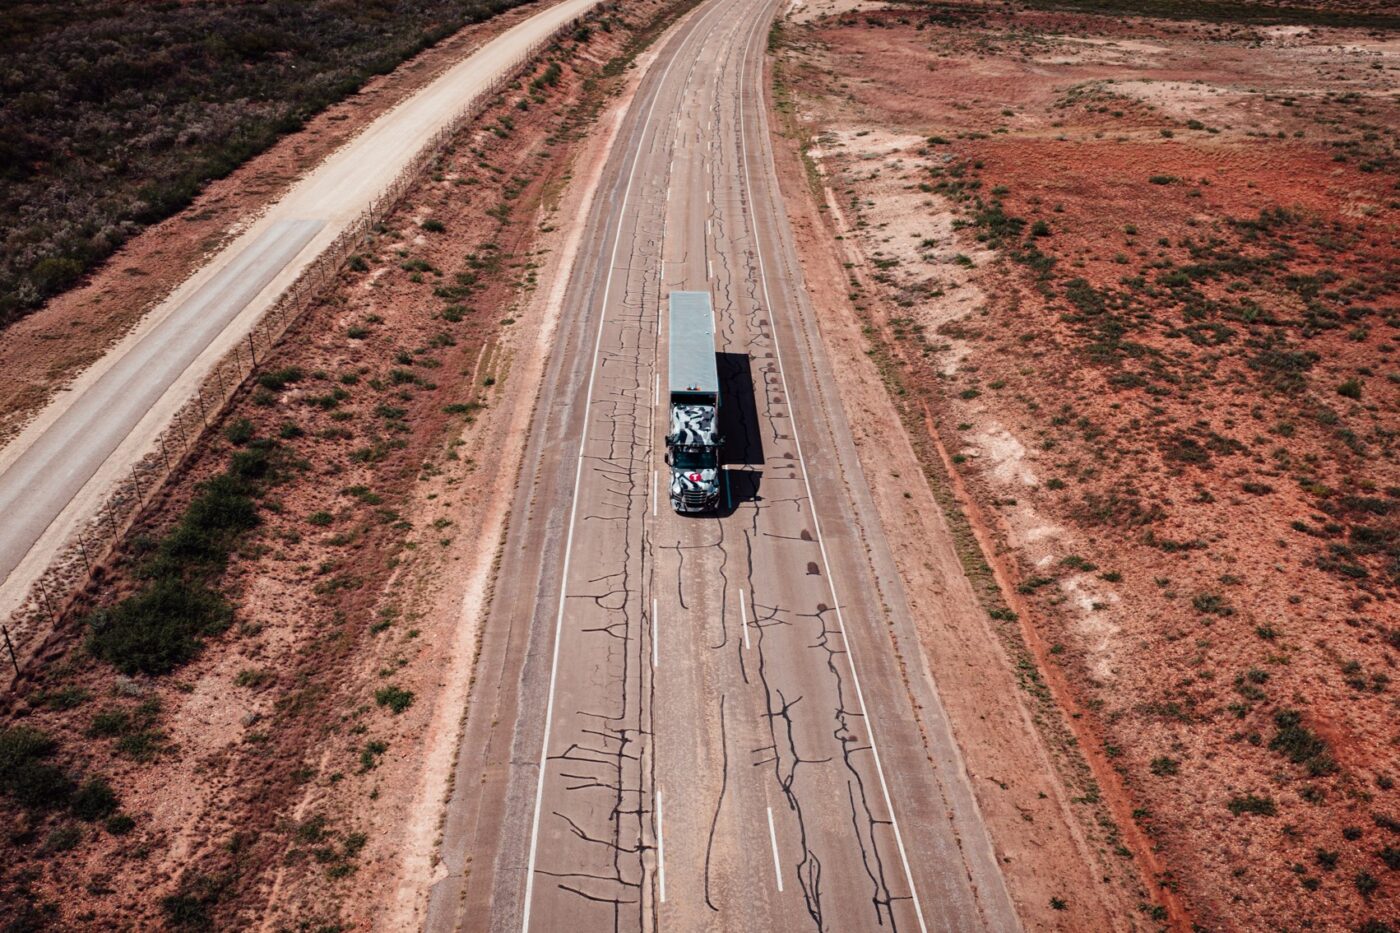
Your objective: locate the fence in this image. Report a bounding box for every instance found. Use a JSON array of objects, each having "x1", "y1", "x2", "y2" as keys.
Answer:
[{"x1": 3, "y1": 10, "x2": 591, "y2": 688}]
